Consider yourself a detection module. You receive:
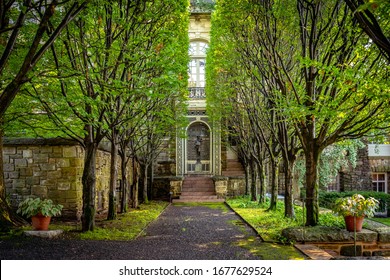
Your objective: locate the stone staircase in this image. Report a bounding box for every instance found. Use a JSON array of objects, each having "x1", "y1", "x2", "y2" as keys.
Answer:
[
  {"x1": 222, "y1": 159, "x2": 245, "y2": 177},
  {"x1": 172, "y1": 175, "x2": 225, "y2": 203}
]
